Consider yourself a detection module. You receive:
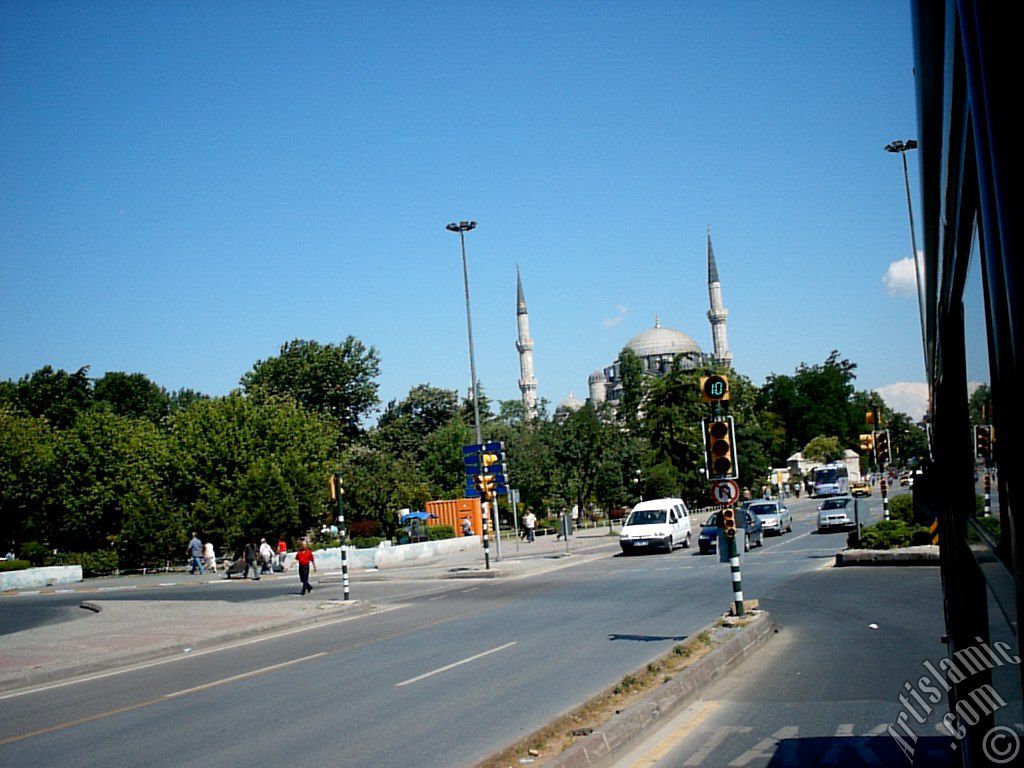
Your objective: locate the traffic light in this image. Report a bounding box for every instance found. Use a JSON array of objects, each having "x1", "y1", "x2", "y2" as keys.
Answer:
[
  {"x1": 859, "y1": 433, "x2": 875, "y2": 453},
  {"x1": 703, "y1": 416, "x2": 738, "y2": 479},
  {"x1": 700, "y1": 374, "x2": 730, "y2": 403},
  {"x1": 875, "y1": 430, "x2": 891, "y2": 466},
  {"x1": 474, "y1": 473, "x2": 497, "y2": 501},
  {"x1": 482, "y1": 452, "x2": 499, "y2": 469},
  {"x1": 721, "y1": 507, "x2": 737, "y2": 539},
  {"x1": 974, "y1": 425, "x2": 992, "y2": 461}
]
